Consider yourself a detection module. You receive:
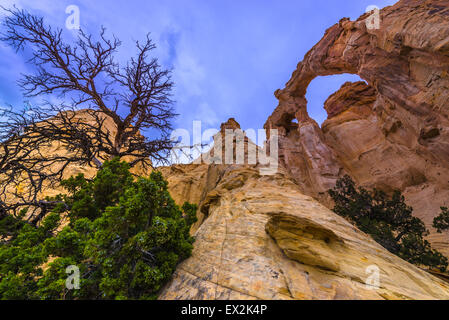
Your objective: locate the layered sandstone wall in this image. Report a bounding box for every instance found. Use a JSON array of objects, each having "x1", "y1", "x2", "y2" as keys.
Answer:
[
  {"x1": 159, "y1": 162, "x2": 449, "y2": 300},
  {"x1": 264, "y1": 0, "x2": 449, "y2": 255},
  {"x1": 158, "y1": 1, "x2": 449, "y2": 299}
]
